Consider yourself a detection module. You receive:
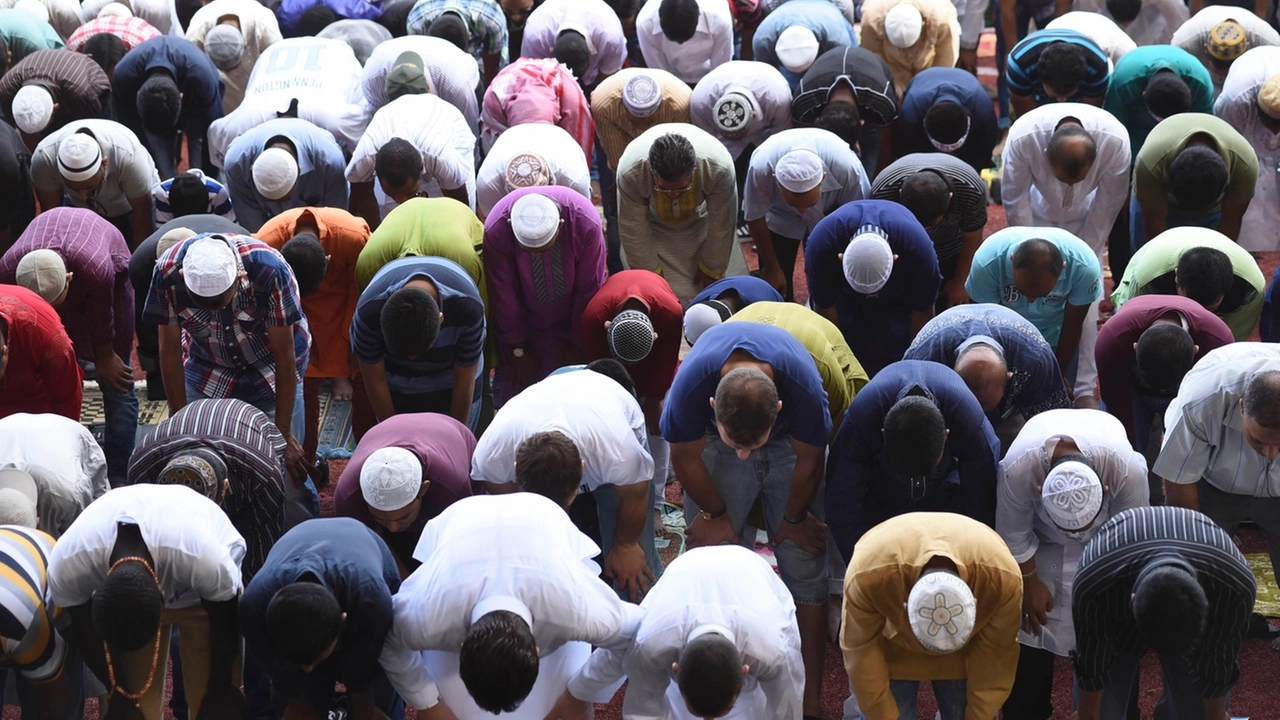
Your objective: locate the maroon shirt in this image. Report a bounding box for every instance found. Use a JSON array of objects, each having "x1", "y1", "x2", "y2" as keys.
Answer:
[
  {"x1": 0, "y1": 284, "x2": 82, "y2": 420},
  {"x1": 581, "y1": 269, "x2": 683, "y2": 404},
  {"x1": 1095, "y1": 294, "x2": 1234, "y2": 445}
]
